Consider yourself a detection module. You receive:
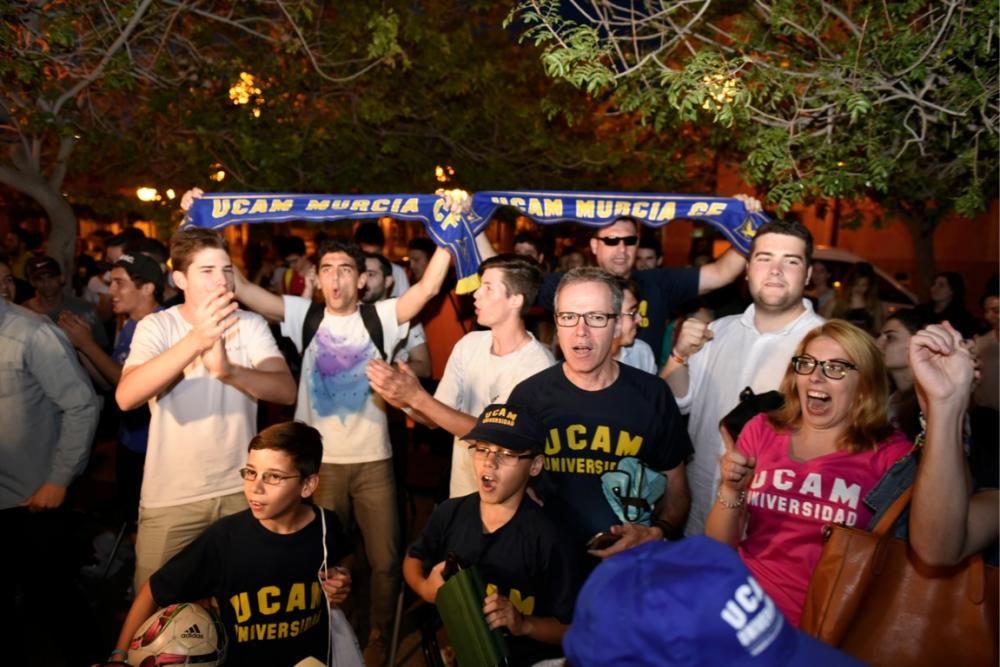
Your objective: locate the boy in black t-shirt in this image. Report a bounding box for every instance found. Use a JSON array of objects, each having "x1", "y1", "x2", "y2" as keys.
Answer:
[
  {"x1": 107, "y1": 422, "x2": 354, "y2": 667},
  {"x1": 404, "y1": 404, "x2": 580, "y2": 666}
]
